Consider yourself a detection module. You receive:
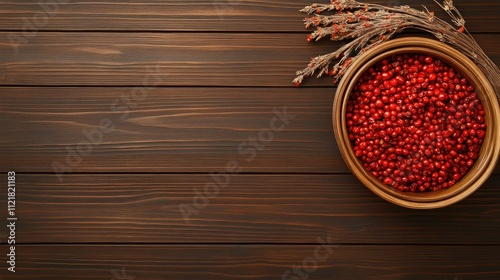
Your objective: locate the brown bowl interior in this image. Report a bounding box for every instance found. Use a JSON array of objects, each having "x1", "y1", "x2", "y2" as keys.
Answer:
[{"x1": 333, "y1": 37, "x2": 500, "y2": 209}]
